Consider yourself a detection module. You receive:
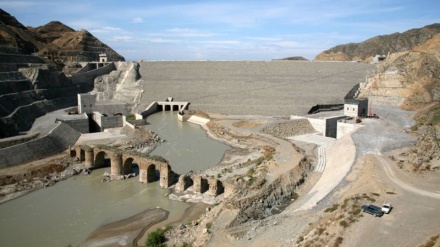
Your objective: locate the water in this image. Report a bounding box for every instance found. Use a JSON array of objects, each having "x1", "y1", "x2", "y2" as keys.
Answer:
[
  {"x1": 0, "y1": 112, "x2": 230, "y2": 247},
  {"x1": 147, "y1": 111, "x2": 230, "y2": 174}
]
